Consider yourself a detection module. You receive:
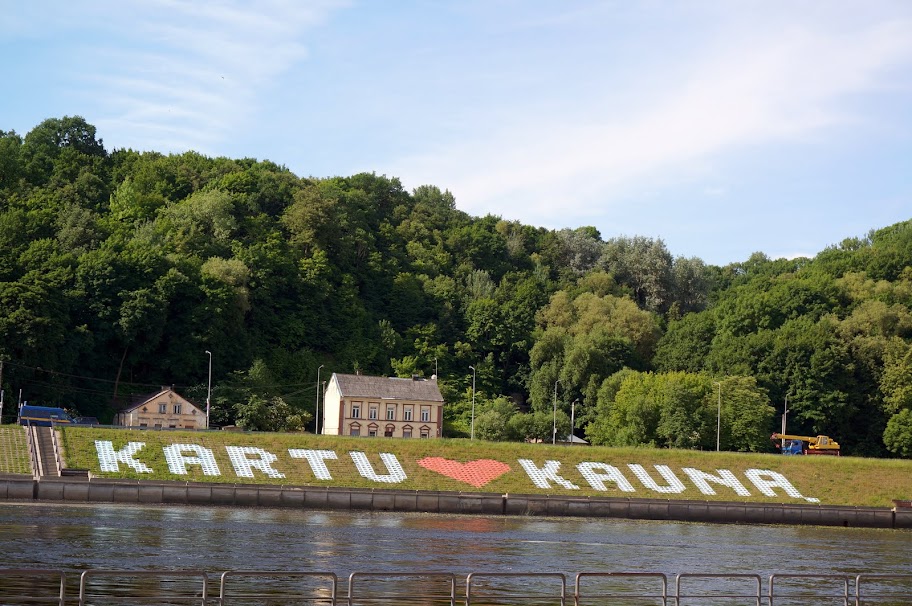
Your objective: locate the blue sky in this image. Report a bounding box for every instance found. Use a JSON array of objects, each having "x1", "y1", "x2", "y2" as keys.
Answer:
[{"x1": 3, "y1": 1, "x2": 911, "y2": 266}]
